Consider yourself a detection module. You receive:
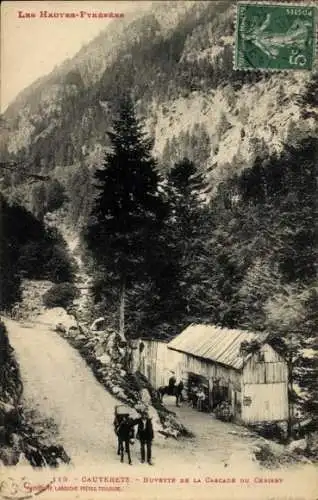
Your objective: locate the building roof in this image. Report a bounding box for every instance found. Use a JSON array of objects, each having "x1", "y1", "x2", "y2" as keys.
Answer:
[{"x1": 167, "y1": 324, "x2": 267, "y2": 370}]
